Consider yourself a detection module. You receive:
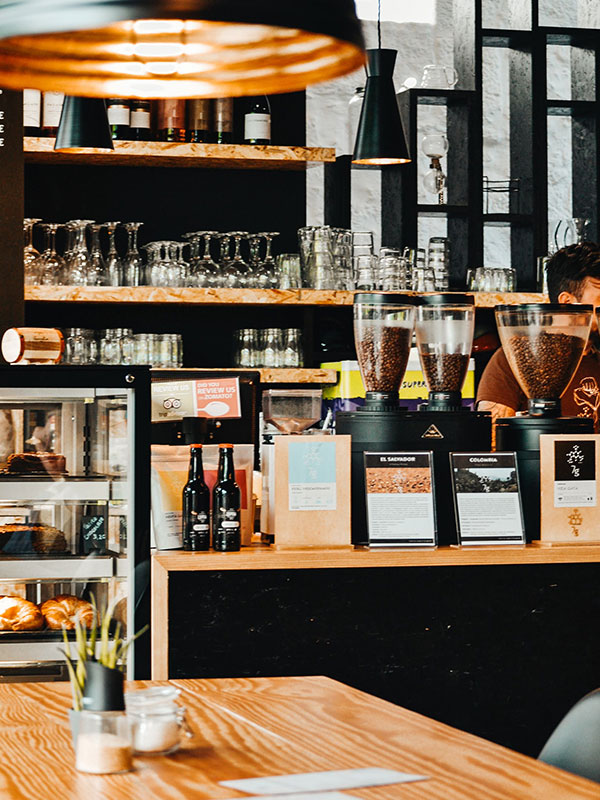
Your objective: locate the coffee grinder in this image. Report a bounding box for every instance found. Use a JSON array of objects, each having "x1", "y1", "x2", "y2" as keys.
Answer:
[
  {"x1": 336, "y1": 294, "x2": 491, "y2": 546},
  {"x1": 495, "y1": 303, "x2": 594, "y2": 540}
]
